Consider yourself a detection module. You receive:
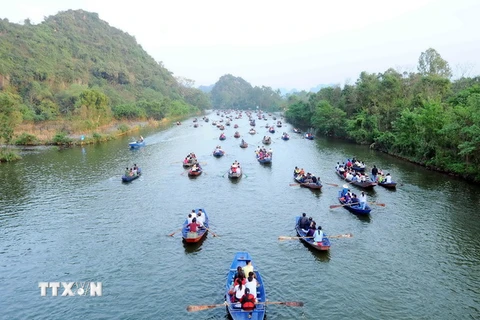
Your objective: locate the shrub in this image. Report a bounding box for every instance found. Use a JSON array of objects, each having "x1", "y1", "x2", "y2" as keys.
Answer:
[{"x1": 14, "y1": 133, "x2": 40, "y2": 145}]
